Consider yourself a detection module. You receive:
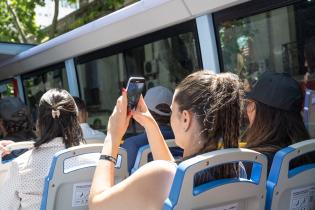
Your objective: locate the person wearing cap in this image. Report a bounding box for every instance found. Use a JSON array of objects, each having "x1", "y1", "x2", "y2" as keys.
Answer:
[
  {"x1": 244, "y1": 71, "x2": 311, "y2": 171},
  {"x1": 0, "y1": 97, "x2": 37, "y2": 161},
  {"x1": 73, "y1": 97, "x2": 106, "y2": 142},
  {"x1": 121, "y1": 86, "x2": 182, "y2": 173}
]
